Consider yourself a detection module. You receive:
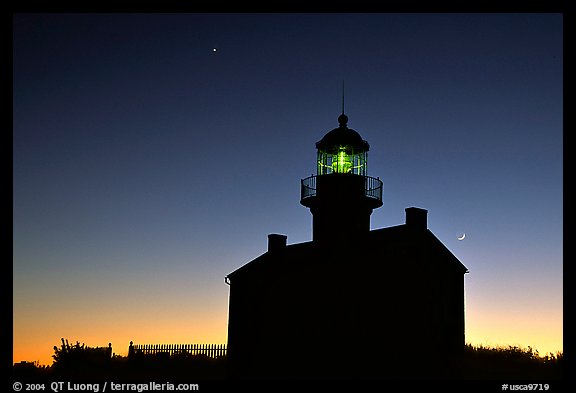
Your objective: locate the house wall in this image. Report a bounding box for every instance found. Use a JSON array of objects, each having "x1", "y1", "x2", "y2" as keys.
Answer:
[{"x1": 227, "y1": 236, "x2": 466, "y2": 378}]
